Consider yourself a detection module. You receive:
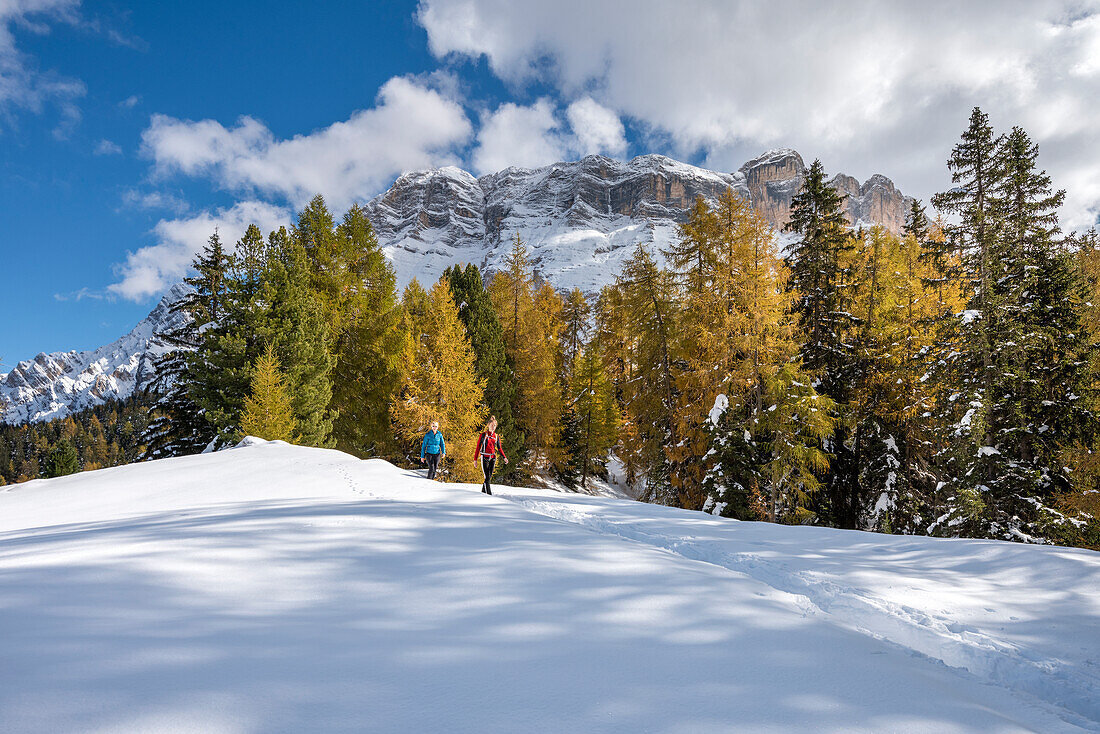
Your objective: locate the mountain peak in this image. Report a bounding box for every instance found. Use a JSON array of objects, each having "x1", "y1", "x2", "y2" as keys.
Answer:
[{"x1": 739, "y1": 147, "x2": 806, "y2": 173}]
